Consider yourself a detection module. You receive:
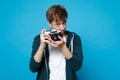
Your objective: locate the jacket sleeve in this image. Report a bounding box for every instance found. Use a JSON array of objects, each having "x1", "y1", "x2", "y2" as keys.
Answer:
[
  {"x1": 67, "y1": 33, "x2": 83, "y2": 71},
  {"x1": 29, "y1": 35, "x2": 43, "y2": 73}
]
